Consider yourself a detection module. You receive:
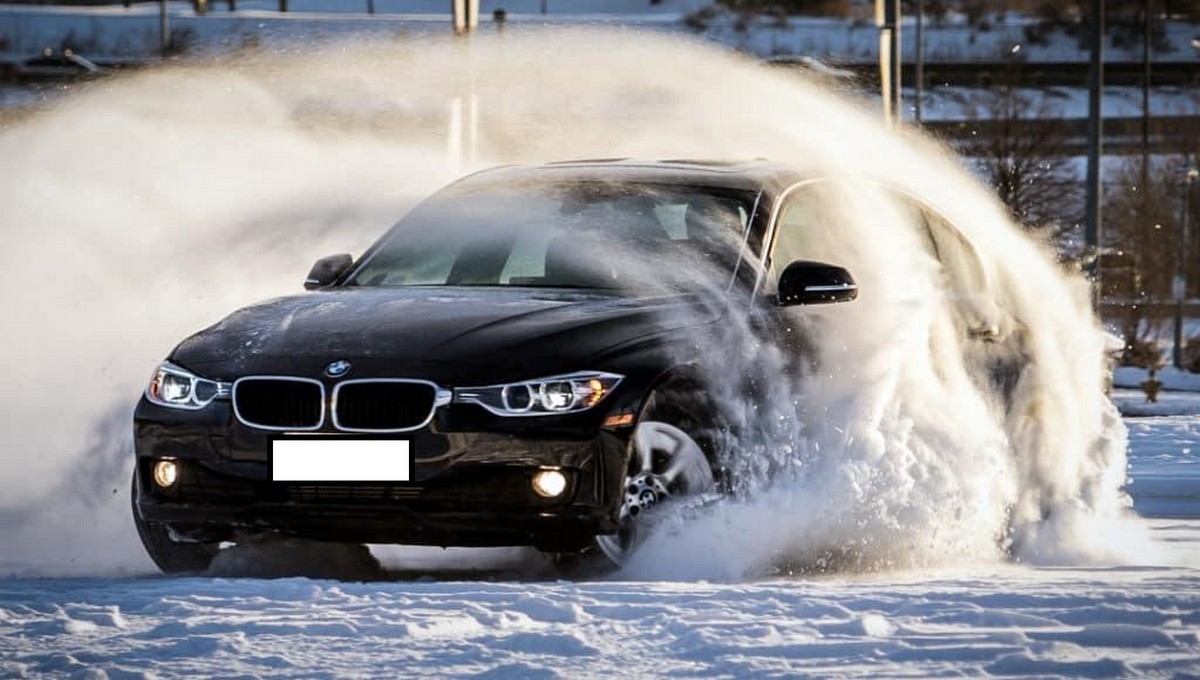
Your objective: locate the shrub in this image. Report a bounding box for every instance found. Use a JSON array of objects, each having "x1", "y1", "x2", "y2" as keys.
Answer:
[
  {"x1": 1184, "y1": 336, "x2": 1200, "y2": 374},
  {"x1": 1121, "y1": 337, "x2": 1165, "y2": 369},
  {"x1": 683, "y1": 6, "x2": 719, "y2": 31}
]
